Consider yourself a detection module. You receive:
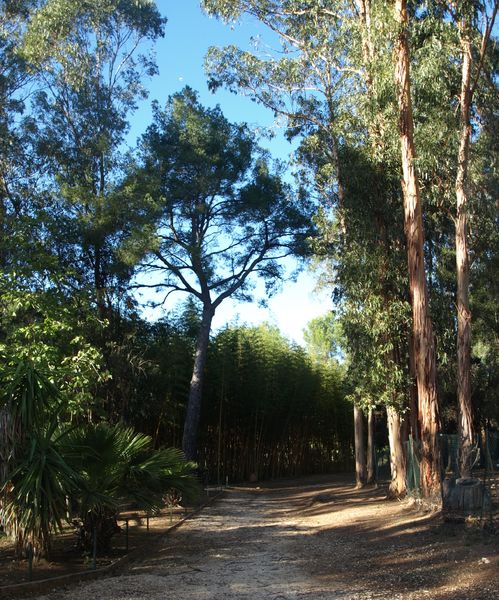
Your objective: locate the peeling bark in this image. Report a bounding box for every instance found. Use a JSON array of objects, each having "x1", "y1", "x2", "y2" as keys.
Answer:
[
  {"x1": 354, "y1": 404, "x2": 367, "y2": 488},
  {"x1": 393, "y1": 0, "x2": 441, "y2": 500},
  {"x1": 455, "y1": 16, "x2": 474, "y2": 479},
  {"x1": 366, "y1": 407, "x2": 376, "y2": 485},
  {"x1": 387, "y1": 406, "x2": 407, "y2": 497}
]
